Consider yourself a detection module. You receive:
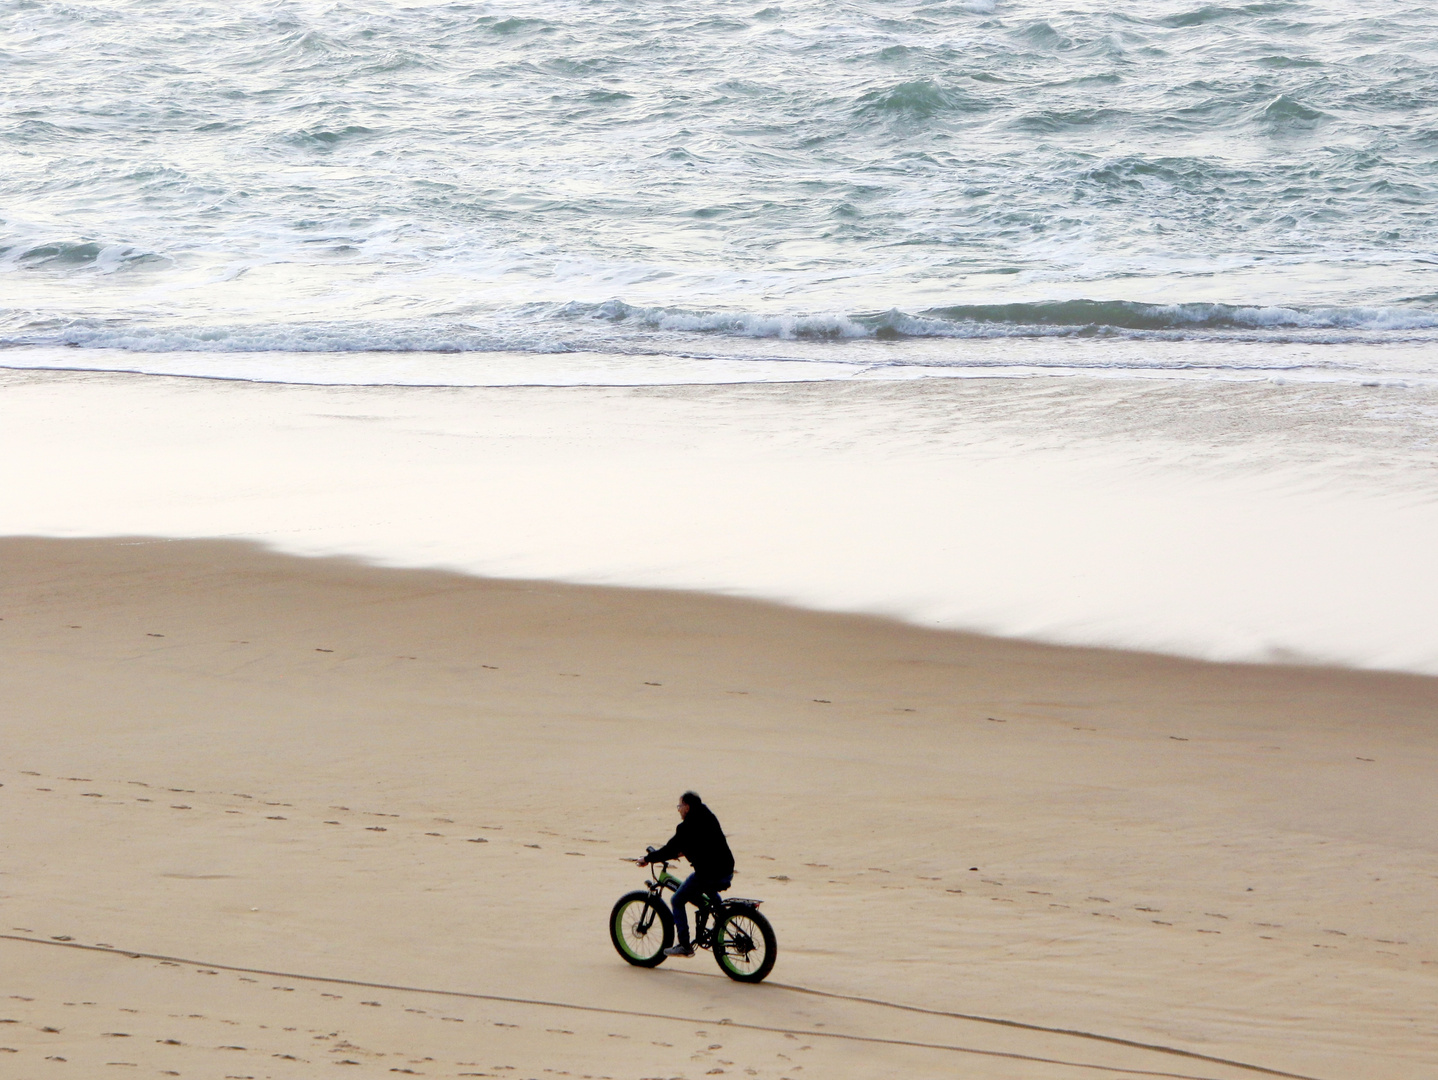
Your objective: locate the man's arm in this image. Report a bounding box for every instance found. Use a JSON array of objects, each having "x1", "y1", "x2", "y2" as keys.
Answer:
[{"x1": 640, "y1": 826, "x2": 685, "y2": 865}]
